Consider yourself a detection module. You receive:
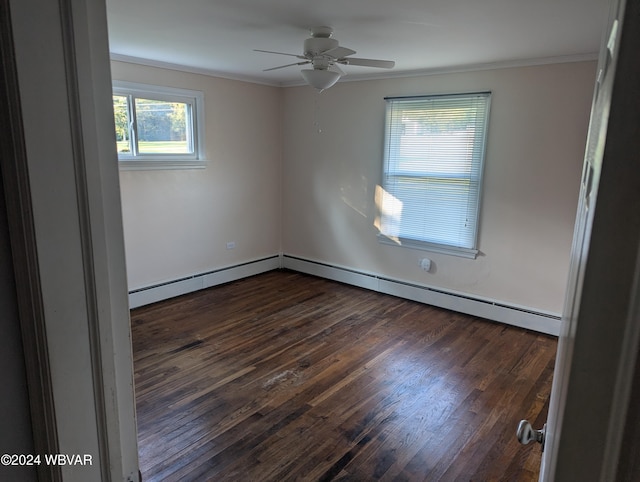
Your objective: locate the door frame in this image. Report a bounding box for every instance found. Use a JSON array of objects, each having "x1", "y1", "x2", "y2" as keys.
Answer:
[
  {"x1": 3, "y1": 0, "x2": 139, "y2": 480},
  {"x1": 0, "y1": 1, "x2": 60, "y2": 480},
  {"x1": 540, "y1": 0, "x2": 640, "y2": 479},
  {"x1": 4, "y1": 0, "x2": 640, "y2": 481}
]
